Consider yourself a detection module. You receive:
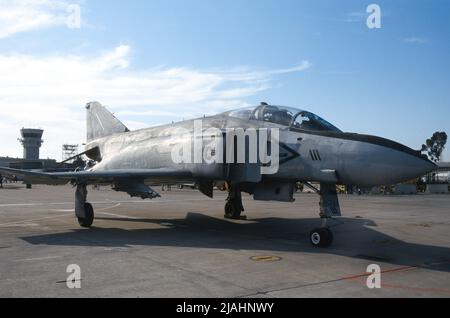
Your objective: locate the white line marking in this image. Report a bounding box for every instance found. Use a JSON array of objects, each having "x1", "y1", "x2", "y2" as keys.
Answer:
[
  {"x1": 0, "y1": 198, "x2": 222, "y2": 208},
  {"x1": 96, "y1": 203, "x2": 121, "y2": 211},
  {"x1": 2, "y1": 223, "x2": 40, "y2": 228},
  {"x1": 97, "y1": 211, "x2": 139, "y2": 220},
  {"x1": 14, "y1": 256, "x2": 62, "y2": 262},
  {"x1": 0, "y1": 214, "x2": 73, "y2": 227},
  {"x1": 0, "y1": 202, "x2": 73, "y2": 207},
  {"x1": 51, "y1": 203, "x2": 120, "y2": 213}
]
